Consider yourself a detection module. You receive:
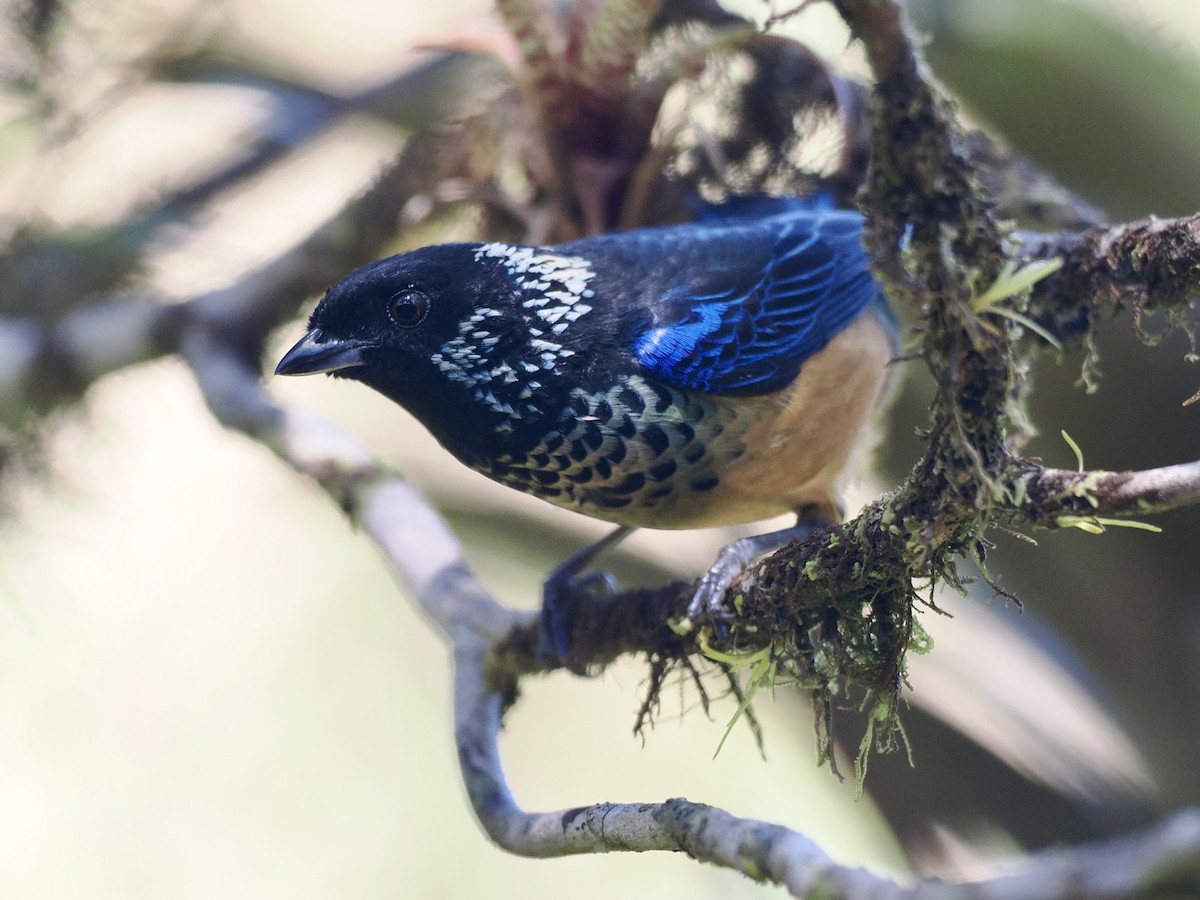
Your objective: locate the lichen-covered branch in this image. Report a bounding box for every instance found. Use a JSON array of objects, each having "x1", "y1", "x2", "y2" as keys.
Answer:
[
  {"x1": 744, "y1": 0, "x2": 1010, "y2": 762},
  {"x1": 1014, "y1": 459, "x2": 1200, "y2": 525},
  {"x1": 667, "y1": 0, "x2": 1197, "y2": 781}
]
